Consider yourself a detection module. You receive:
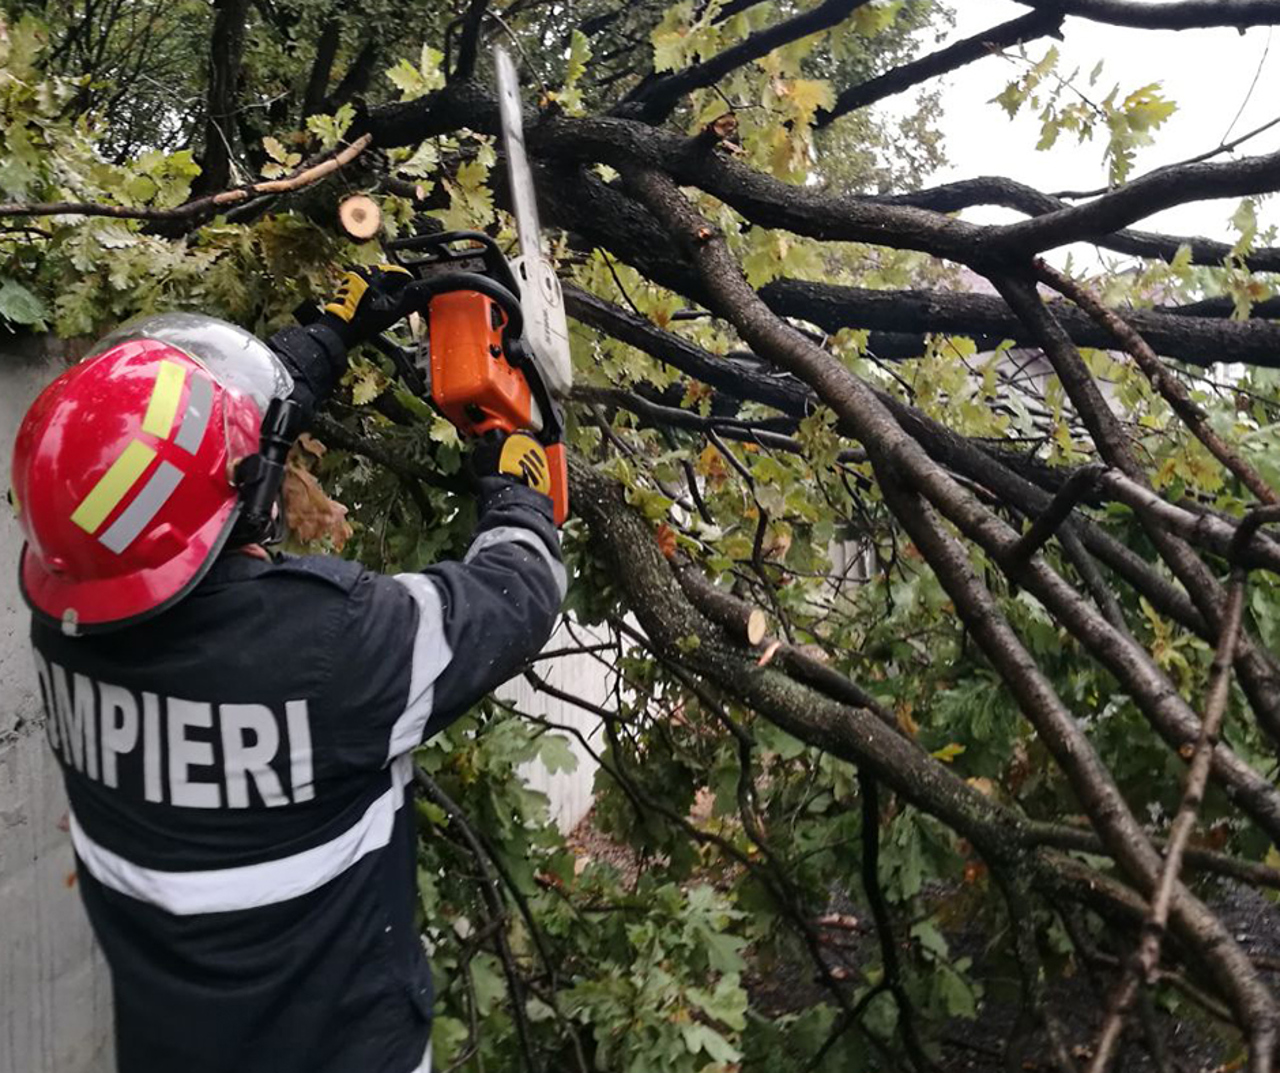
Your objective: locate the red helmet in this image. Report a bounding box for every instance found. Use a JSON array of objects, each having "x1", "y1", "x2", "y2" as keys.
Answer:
[{"x1": 12, "y1": 313, "x2": 293, "y2": 635}]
